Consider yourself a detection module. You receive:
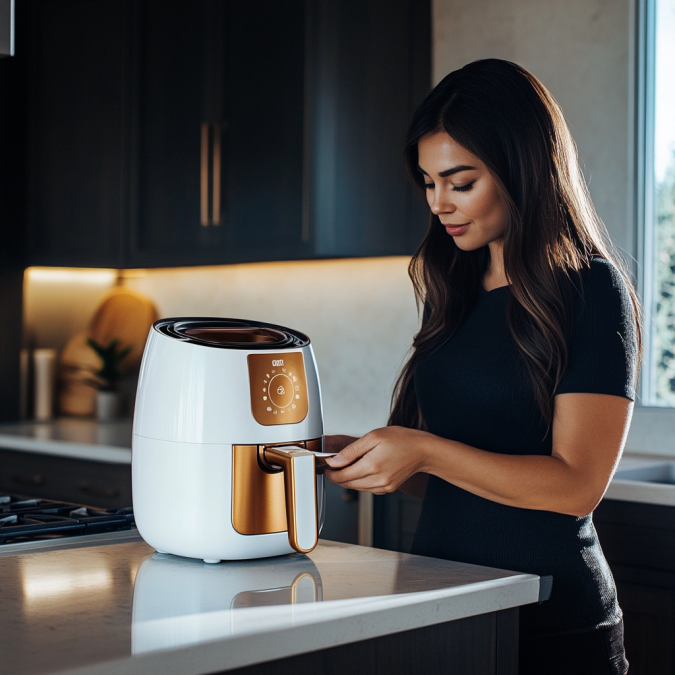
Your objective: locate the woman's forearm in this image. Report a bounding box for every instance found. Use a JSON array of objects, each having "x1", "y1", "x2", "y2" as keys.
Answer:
[
  {"x1": 419, "y1": 437, "x2": 602, "y2": 517},
  {"x1": 326, "y1": 396, "x2": 630, "y2": 516}
]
